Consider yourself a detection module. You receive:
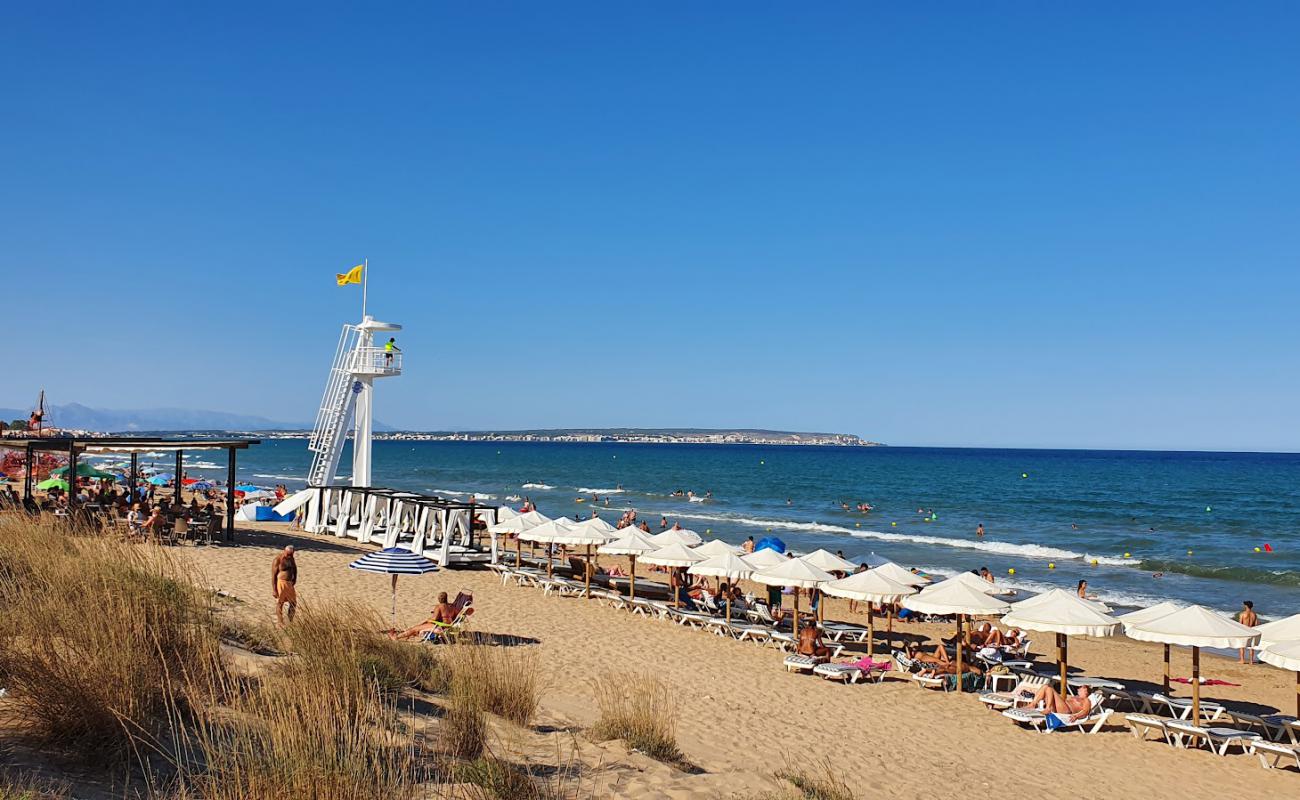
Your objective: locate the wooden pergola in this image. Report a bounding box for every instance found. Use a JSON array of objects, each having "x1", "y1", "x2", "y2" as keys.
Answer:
[{"x1": 1, "y1": 435, "x2": 261, "y2": 541}]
